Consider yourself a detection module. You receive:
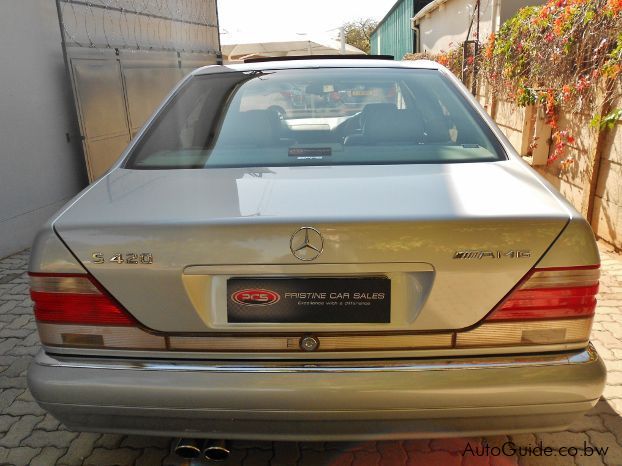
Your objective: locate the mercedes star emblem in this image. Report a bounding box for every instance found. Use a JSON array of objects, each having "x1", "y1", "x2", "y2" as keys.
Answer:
[{"x1": 290, "y1": 227, "x2": 324, "y2": 261}]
